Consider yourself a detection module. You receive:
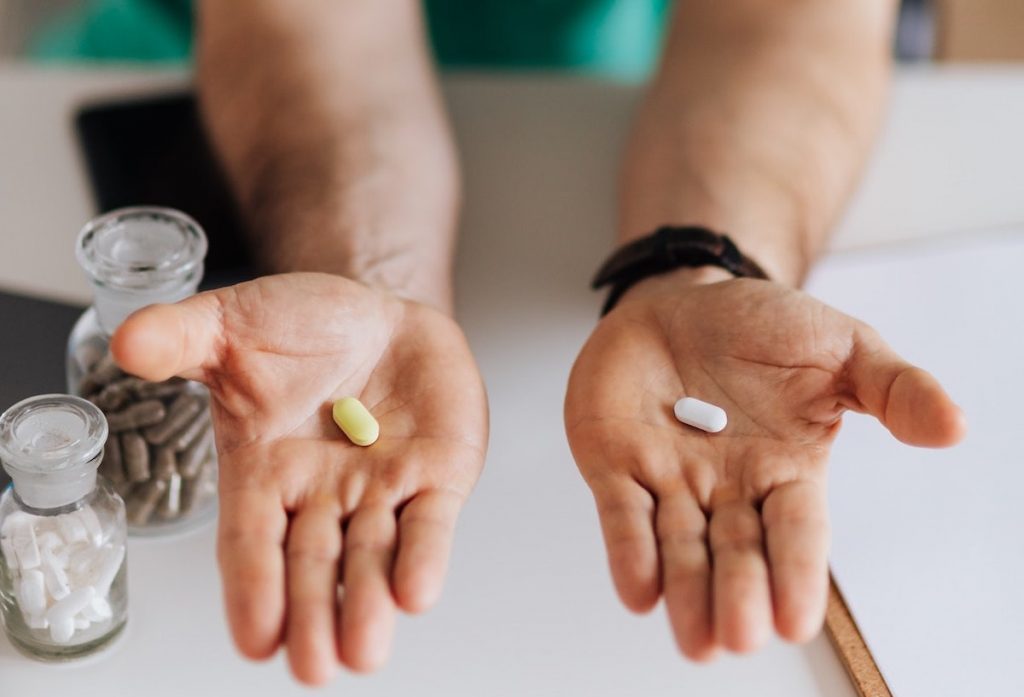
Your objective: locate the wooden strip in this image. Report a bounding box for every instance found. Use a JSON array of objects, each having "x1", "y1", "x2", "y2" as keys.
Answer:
[
  {"x1": 825, "y1": 574, "x2": 892, "y2": 697},
  {"x1": 934, "y1": 0, "x2": 1024, "y2": 61}
]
